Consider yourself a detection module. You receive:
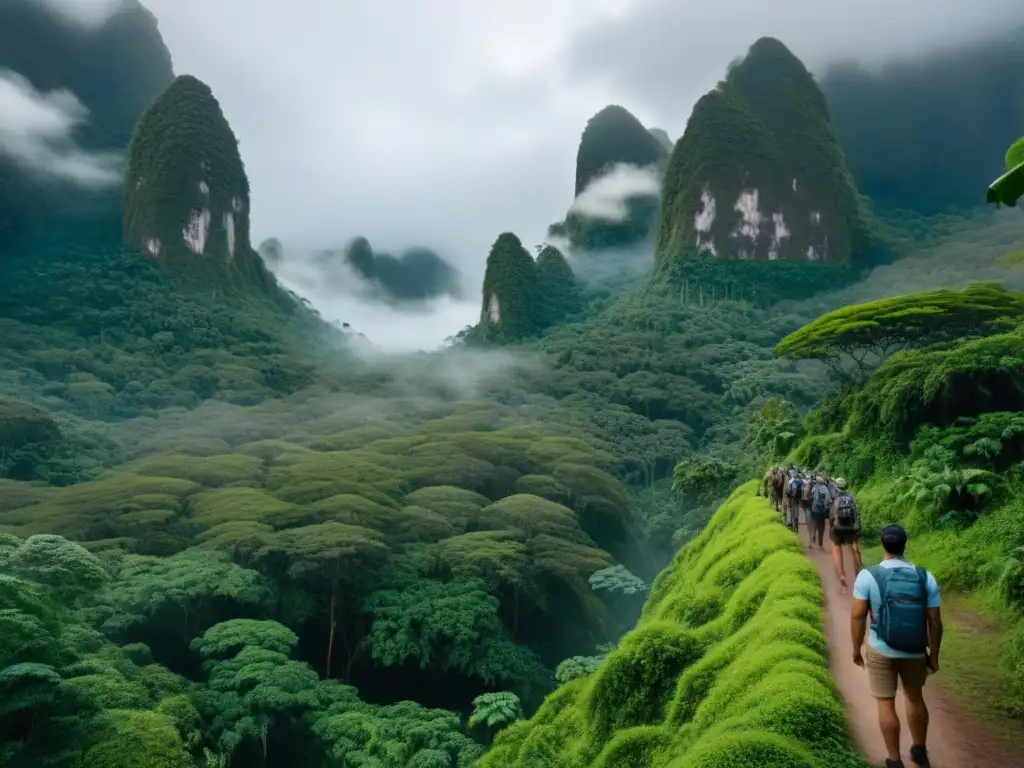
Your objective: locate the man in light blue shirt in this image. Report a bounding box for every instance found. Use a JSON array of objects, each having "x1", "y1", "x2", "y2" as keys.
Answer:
[{"x1": 851, "y1": 524, "x2": 943, "y2": 768}]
